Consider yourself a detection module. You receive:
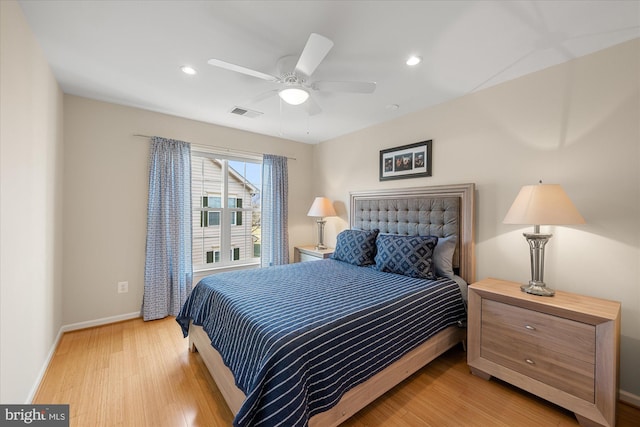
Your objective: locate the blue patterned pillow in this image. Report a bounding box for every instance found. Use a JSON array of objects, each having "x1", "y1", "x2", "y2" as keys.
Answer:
[
  {"x1": 374, "y1": 234, "x2": 439, "y2": 279},
  {"x1": 331, "y1": 229, "x2": 379, "y2": 266}
]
